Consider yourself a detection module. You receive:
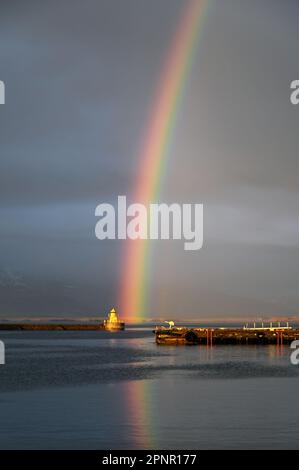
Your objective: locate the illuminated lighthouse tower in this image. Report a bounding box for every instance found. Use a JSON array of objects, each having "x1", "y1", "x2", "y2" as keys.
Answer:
[{"x1": 103, "y1": 308, "x2": 125, "y2": 331}]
